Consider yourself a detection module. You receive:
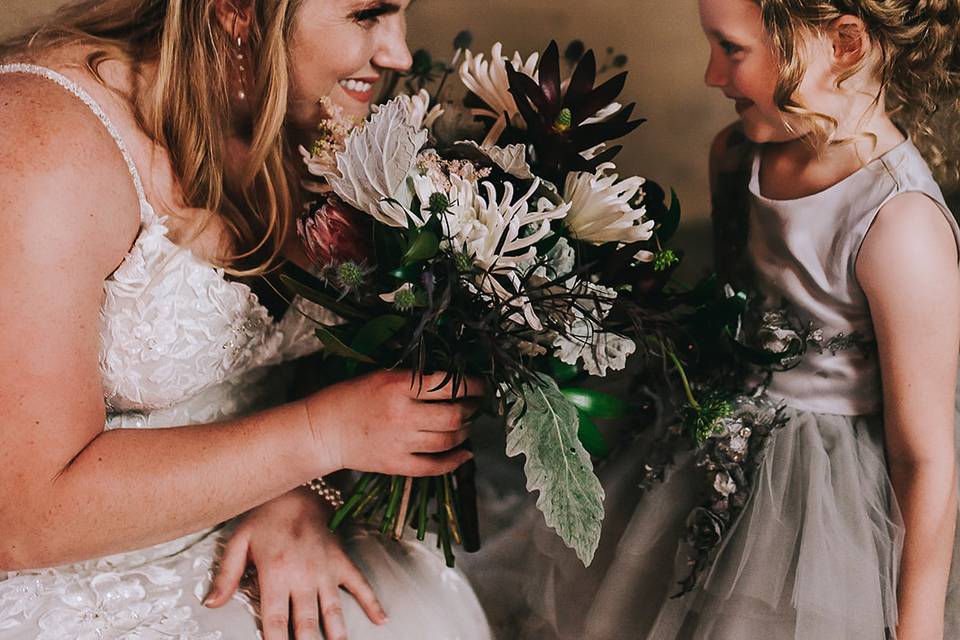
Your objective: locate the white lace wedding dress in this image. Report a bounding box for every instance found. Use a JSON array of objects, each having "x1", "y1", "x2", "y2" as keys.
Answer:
[{"x1": 0, "y1": 63, "x2": 492, "y2": 640}]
